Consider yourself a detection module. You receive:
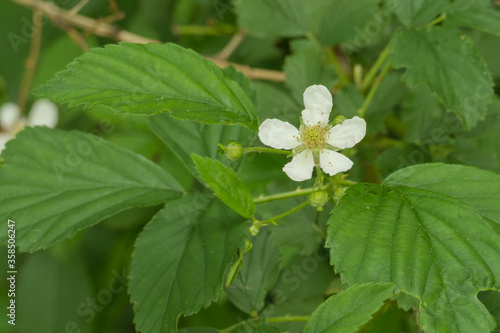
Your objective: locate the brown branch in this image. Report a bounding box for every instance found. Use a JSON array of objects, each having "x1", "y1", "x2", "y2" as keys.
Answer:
[
  {"x1": 17, "y1": 9, "x2": 43, "y2": 114},
  {"x1": 11, "y1": 0, "x2": 285, "y2": 82},
  {"x1": 214, "y1": 30, "x2": 246, "y2": 62},
  {"x1": 68, "y1": 0, "x2": 89, "y2": 16}
]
